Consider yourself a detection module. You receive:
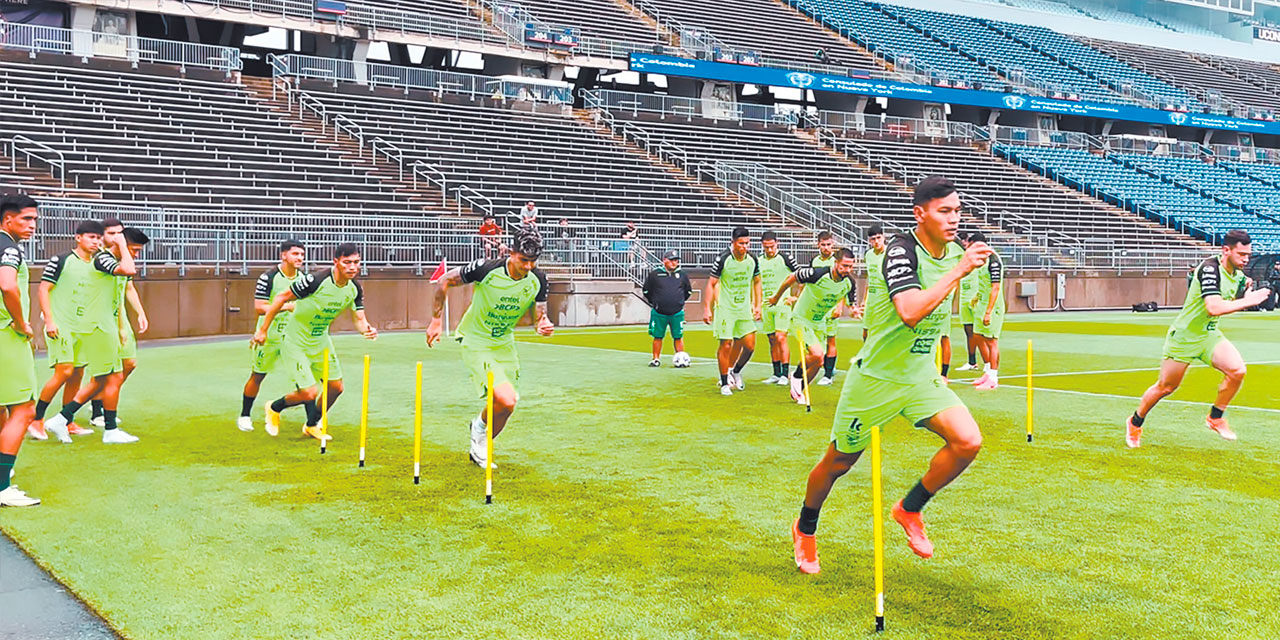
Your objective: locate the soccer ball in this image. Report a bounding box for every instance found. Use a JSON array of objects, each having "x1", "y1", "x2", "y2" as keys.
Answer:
[{"x1": 672, "y1": 351, "x2": 692, "y2": 368}]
